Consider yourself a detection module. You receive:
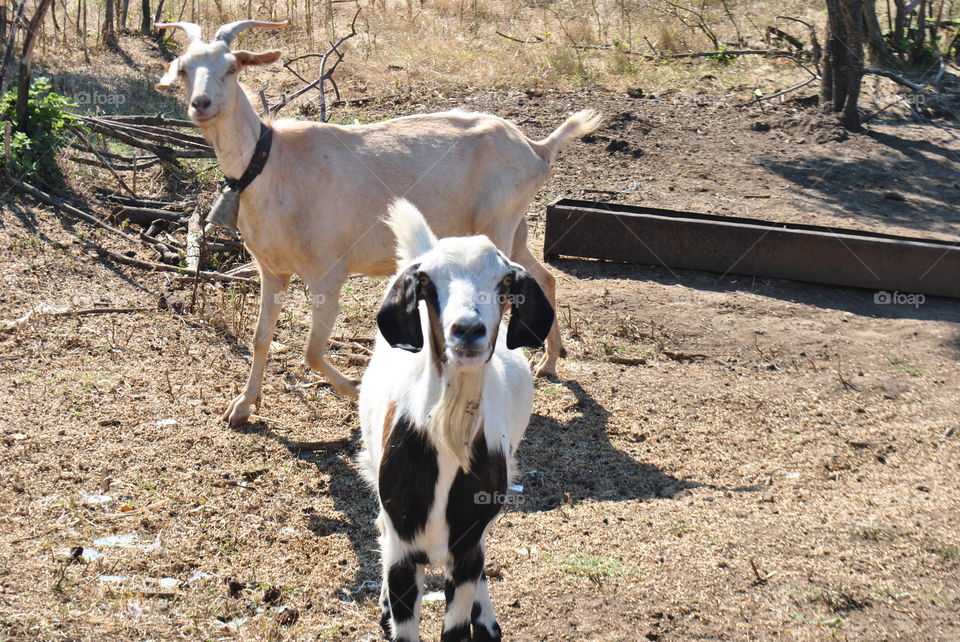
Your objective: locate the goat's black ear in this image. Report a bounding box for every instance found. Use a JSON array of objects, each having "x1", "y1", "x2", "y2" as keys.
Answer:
[
  {"x1": 377, "y1": 264, "x2": 423, "y2": 352},
  {"x1": 506, "y1": 267, "x2": 555, "y2": 350}
]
